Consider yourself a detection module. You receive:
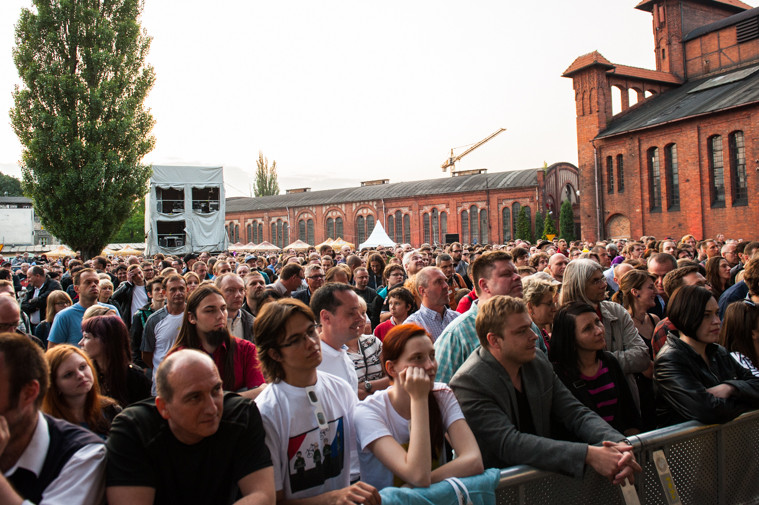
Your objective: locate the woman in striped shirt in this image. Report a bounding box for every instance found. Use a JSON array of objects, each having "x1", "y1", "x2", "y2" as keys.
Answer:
[{"x1": 549, "y1": 302, "x2": 641, "y2": 436}]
